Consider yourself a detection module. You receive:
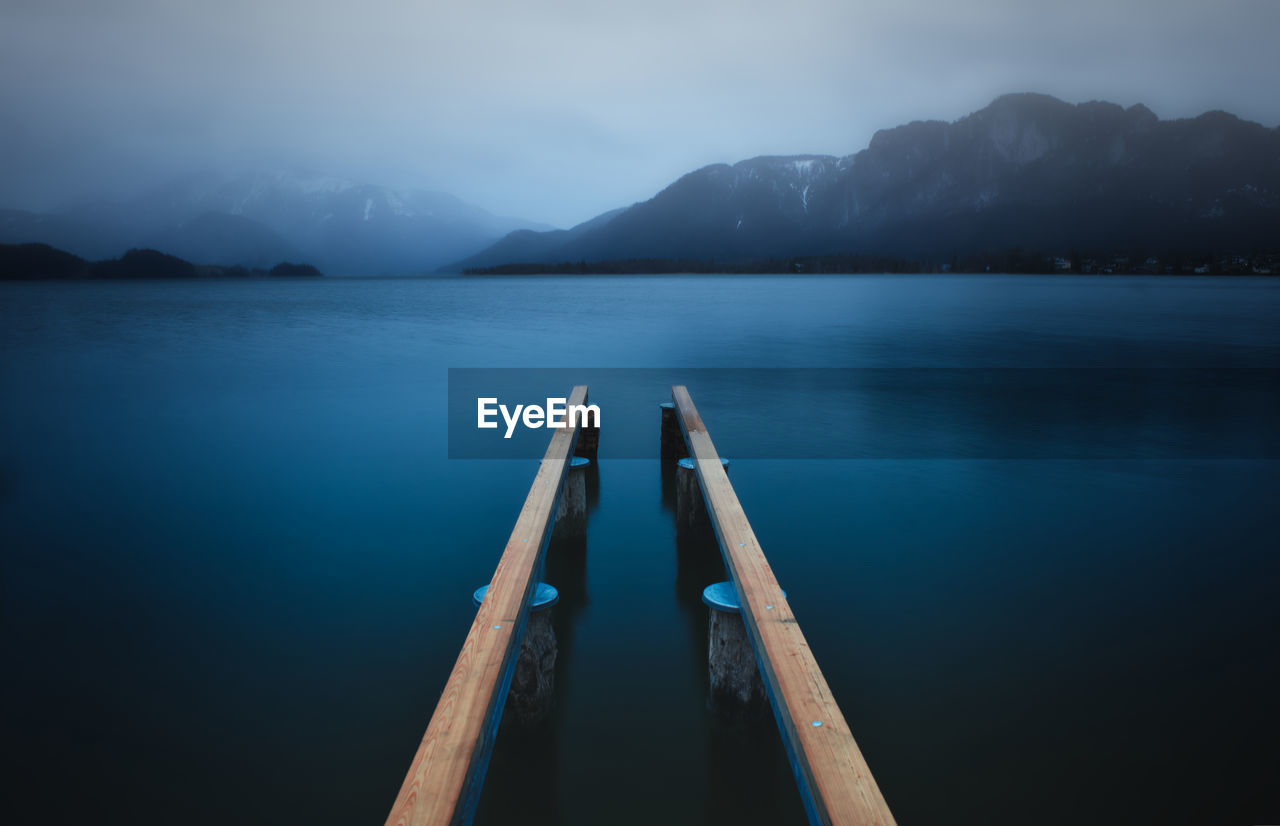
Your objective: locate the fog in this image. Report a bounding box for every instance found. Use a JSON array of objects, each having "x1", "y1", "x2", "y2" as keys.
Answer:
[{"x1": 2, "y1": 0, "x2": 1278, "y2": 227}]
